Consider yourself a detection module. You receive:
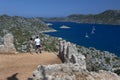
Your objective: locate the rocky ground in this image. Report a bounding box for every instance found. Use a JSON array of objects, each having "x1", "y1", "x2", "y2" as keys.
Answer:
[
  {"x1": 33, "y1": 64, "x2": 120, "y2": 80},
  {"x1": 0, "y1": 52, "x2": 61, "y2": 80}
]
